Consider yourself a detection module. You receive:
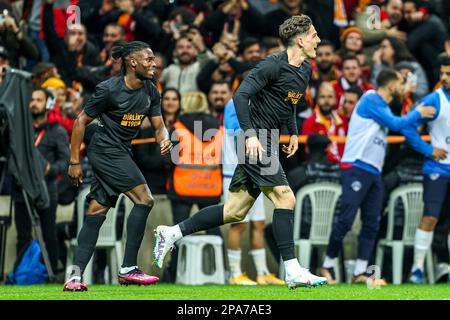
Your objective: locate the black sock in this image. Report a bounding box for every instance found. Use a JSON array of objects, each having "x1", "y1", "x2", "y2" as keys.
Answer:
[
  {"x1": 74, "y1": 215, "x2": 106, "y2": 275},
  {"x1": 122, "y1": 204, "x2": 152, "y2": 268},
  {"x1": 179, "y1": 205, "x2": 224, "y2": 236},
  {"x1": 272, "y1": 208, "x2": 295, "y2": 261}
]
